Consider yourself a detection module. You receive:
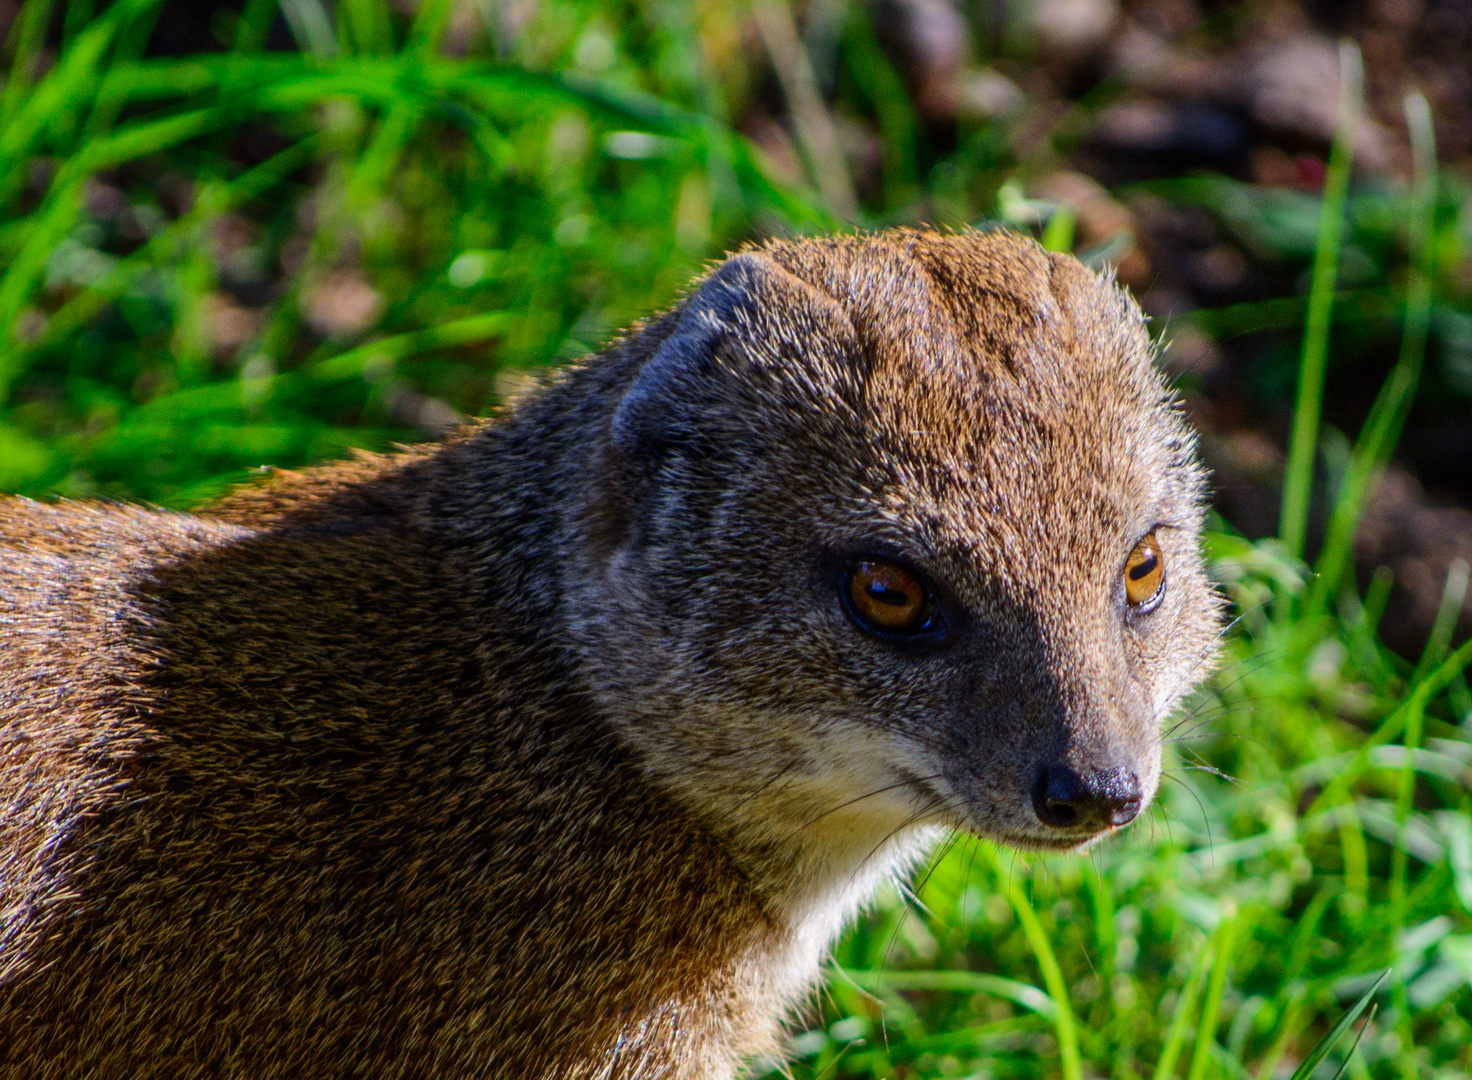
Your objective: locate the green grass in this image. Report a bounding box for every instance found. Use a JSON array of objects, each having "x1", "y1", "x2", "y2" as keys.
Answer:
[
  {"x1": 4, "y1": 3, "x2": 1472, "y2": 1079},
  {"x1": 1277, "y1": 41, "x2": 1362, "y2": 568}
]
